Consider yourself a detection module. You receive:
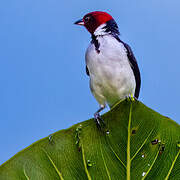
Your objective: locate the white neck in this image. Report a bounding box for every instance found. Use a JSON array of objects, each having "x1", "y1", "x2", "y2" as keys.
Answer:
[{"x1": 93, "y1": 23, "x2": 111, "y2": 36}]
